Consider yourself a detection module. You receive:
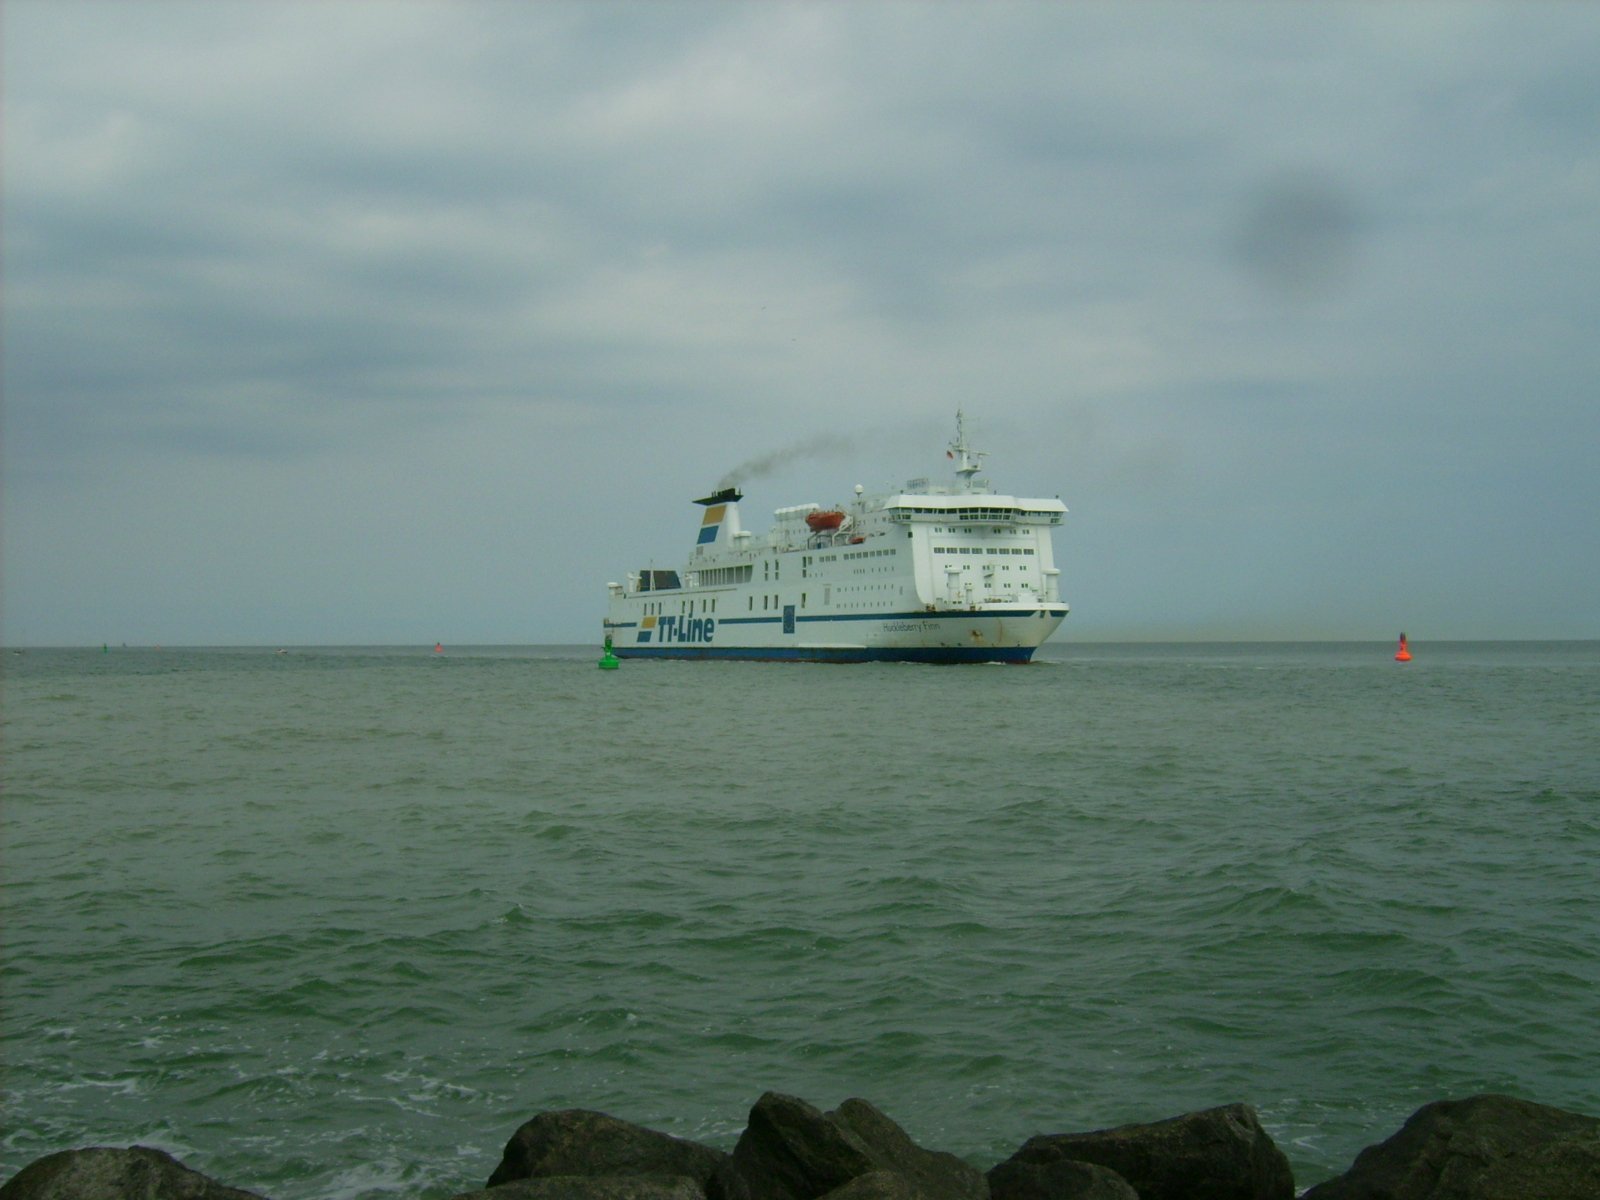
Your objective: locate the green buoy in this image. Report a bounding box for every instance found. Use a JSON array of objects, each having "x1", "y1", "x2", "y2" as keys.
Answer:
[{"x1": 598, "y1": 633, "x2": 620, "y2": 670}]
